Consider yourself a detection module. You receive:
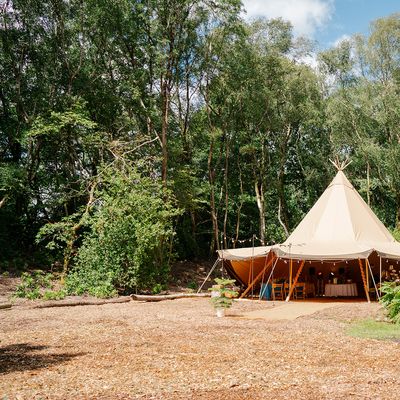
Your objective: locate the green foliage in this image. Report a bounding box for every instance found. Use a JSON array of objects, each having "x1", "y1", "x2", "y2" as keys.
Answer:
[
  {"x1": 380, "y1": 282, "x2": 400, "y2": 324},
  {"x1": 209, "y1": 278, "x2": 239, "y2": 309},
  {"x1": 392, "y1": 228, "x2": 400, "y2": 242},
  {"x1": 14, "y1": 271, "x2": 55, "y2": 300},
  {"x1": 65, "y1": 164, "x2": 180, "y2": 297},
  {"x1": 42, "y1": 289, "x2": 67, "y2": 301},
  {"x1": 187, "y1": 281, "x2": 198, "y2": 290},
  {"x1": 152, "y1": 283, "x2": 166, "y2": 295},
  {"x1": 2, "y1": 0, "x2": 400, "y2": 296}
]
